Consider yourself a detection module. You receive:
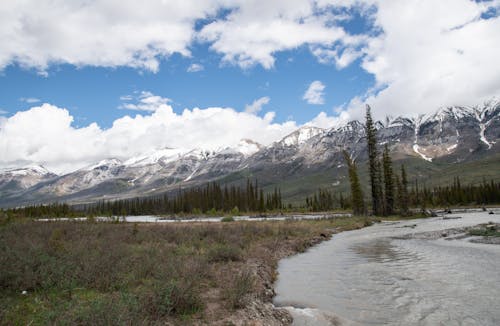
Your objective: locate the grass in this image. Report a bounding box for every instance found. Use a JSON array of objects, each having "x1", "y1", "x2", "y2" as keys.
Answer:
[
  {"x1": 468, "y1": 226, "x2": 500, "y2": 237},
  {"x1": 0, "y1": 216, "x2": 382, "y2": 325}
]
